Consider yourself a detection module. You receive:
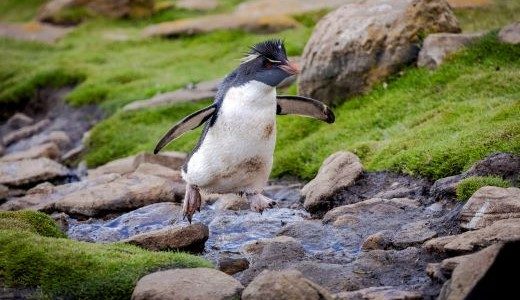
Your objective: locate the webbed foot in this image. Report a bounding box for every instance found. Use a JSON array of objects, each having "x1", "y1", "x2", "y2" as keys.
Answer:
[
  {"x1": 183, "y1": 184, "x2": 201, "y2": 223},
  {"x1": 246, "y1": 193, "x2": 276, "y2": 214}
]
